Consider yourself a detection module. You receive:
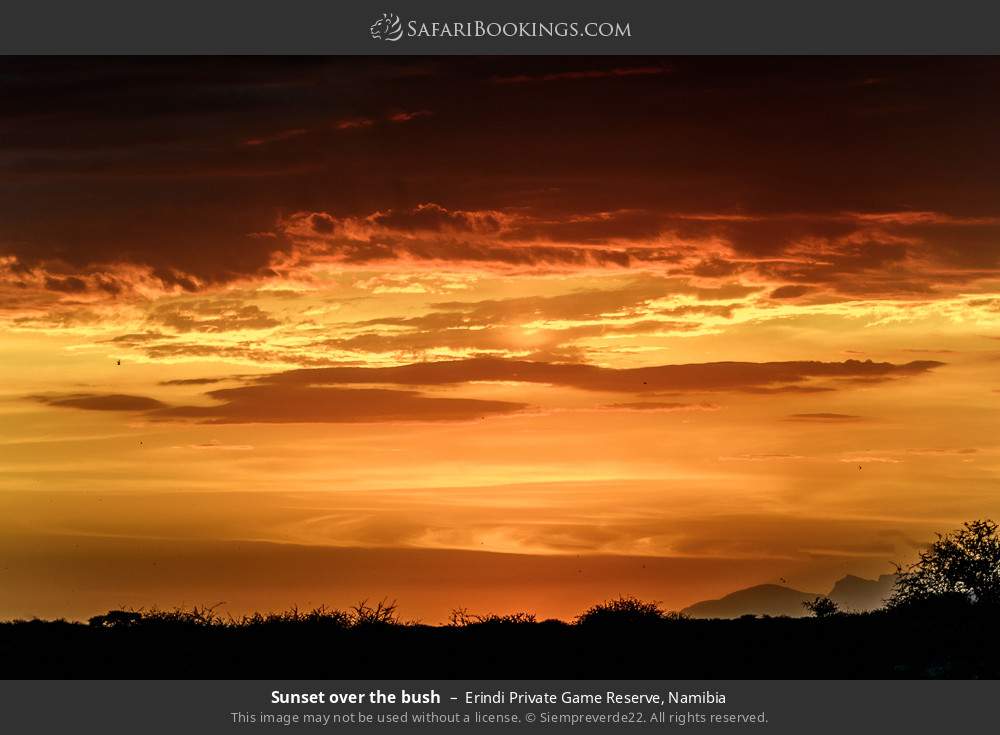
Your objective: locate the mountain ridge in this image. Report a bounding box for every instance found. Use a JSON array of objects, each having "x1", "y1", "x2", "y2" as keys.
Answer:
[{"x1": 682, "y1": 573, "x2": 897, "y2": 618}]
